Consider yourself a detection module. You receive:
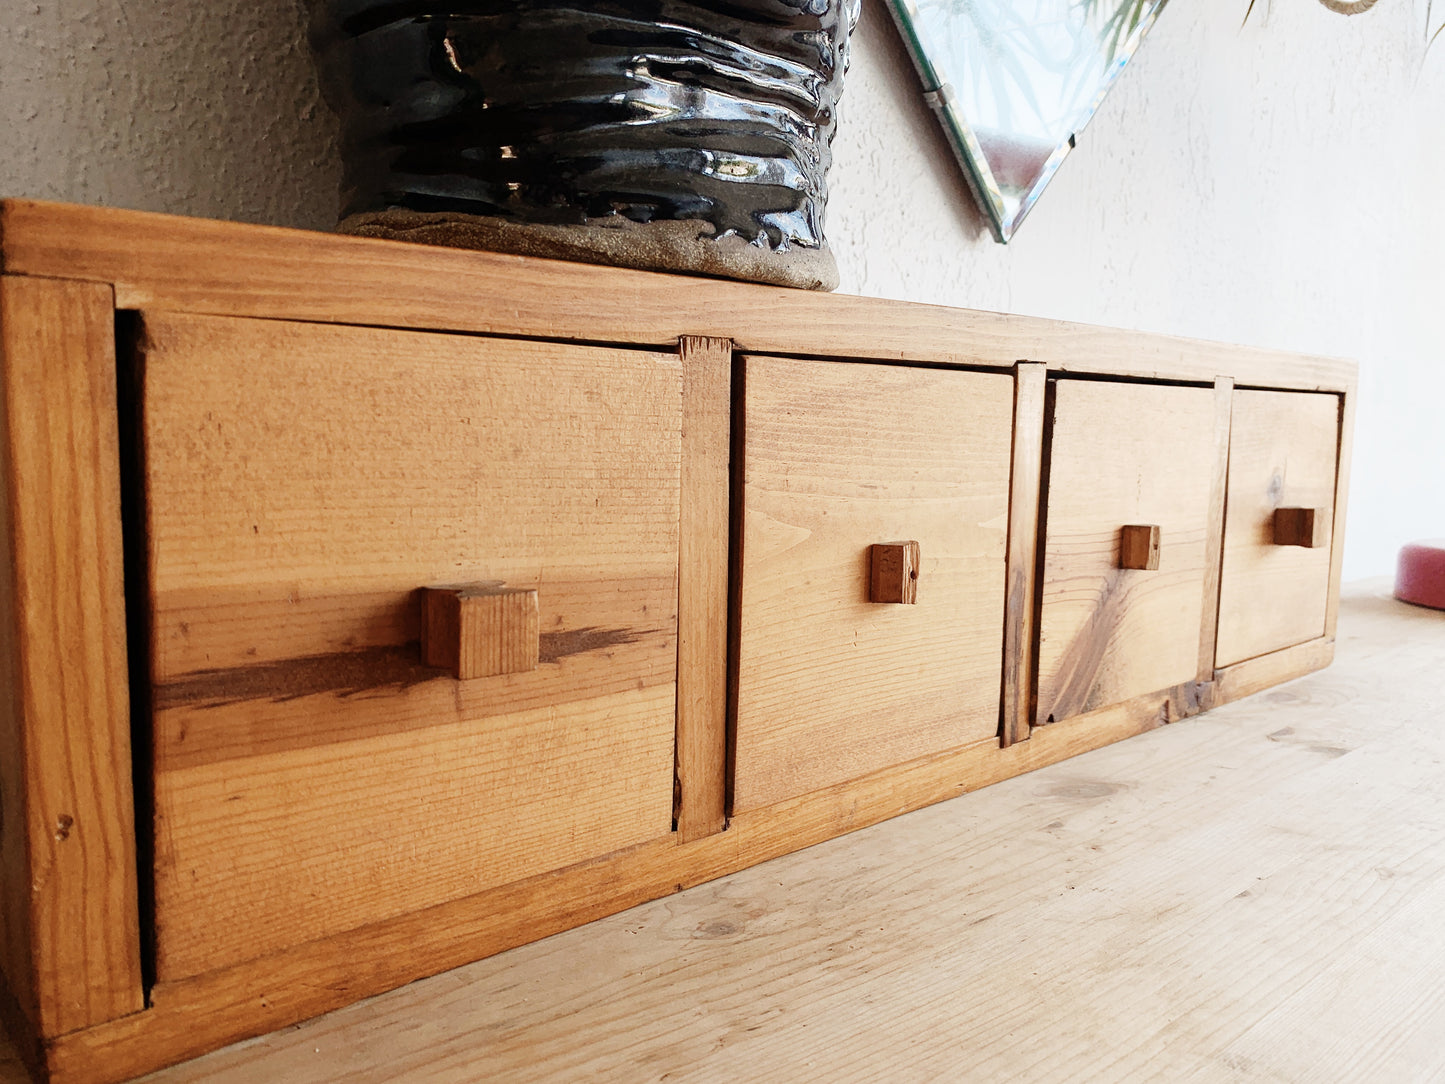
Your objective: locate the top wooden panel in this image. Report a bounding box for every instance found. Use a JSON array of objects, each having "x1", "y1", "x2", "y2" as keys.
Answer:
[{"x1": 0, "y1": 199, "x2": 1354, "y2": 392}]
